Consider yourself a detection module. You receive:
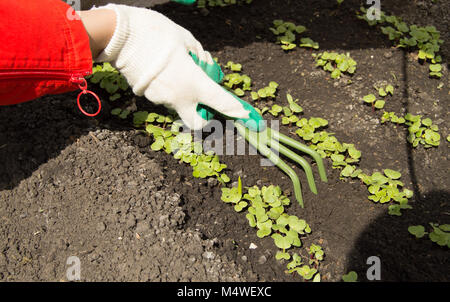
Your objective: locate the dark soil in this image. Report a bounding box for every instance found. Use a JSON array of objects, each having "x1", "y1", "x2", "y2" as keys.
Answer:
[{"x1": 0, "y1": 0, "x2": 448, "y2": 281}]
